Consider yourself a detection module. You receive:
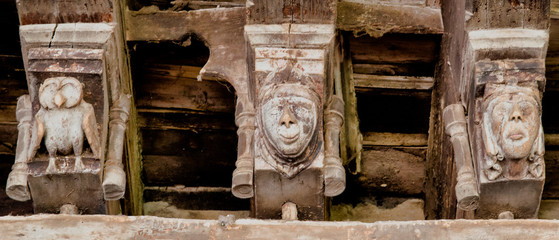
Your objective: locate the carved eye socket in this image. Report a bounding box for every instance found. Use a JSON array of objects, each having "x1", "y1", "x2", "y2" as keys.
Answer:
[
  {"x1": 492, "y1": 103, "x2": 510, "y2": 122},
  {"x1": 39, "y1": 83, "x2": 58, "y2": 109},
  {"x1": 518, "y1": 101, "x2": 536, "y2": 117}
]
